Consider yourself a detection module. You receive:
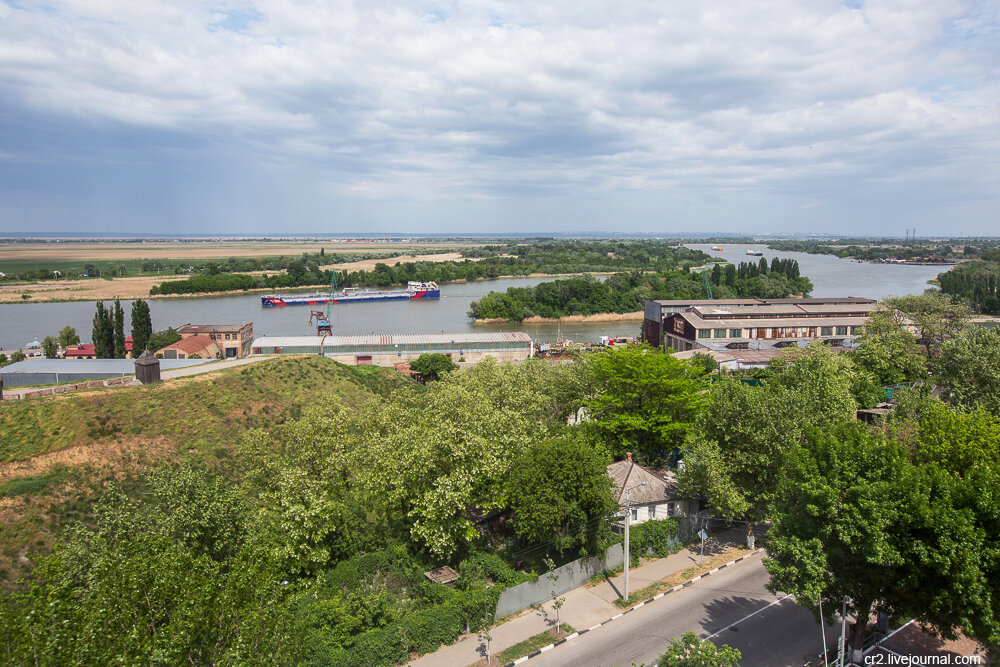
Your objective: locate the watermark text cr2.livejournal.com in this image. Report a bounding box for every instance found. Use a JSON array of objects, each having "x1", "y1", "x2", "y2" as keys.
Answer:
[{"x1": 864, "y1": 654, "x2": 983, "y2": 665}]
